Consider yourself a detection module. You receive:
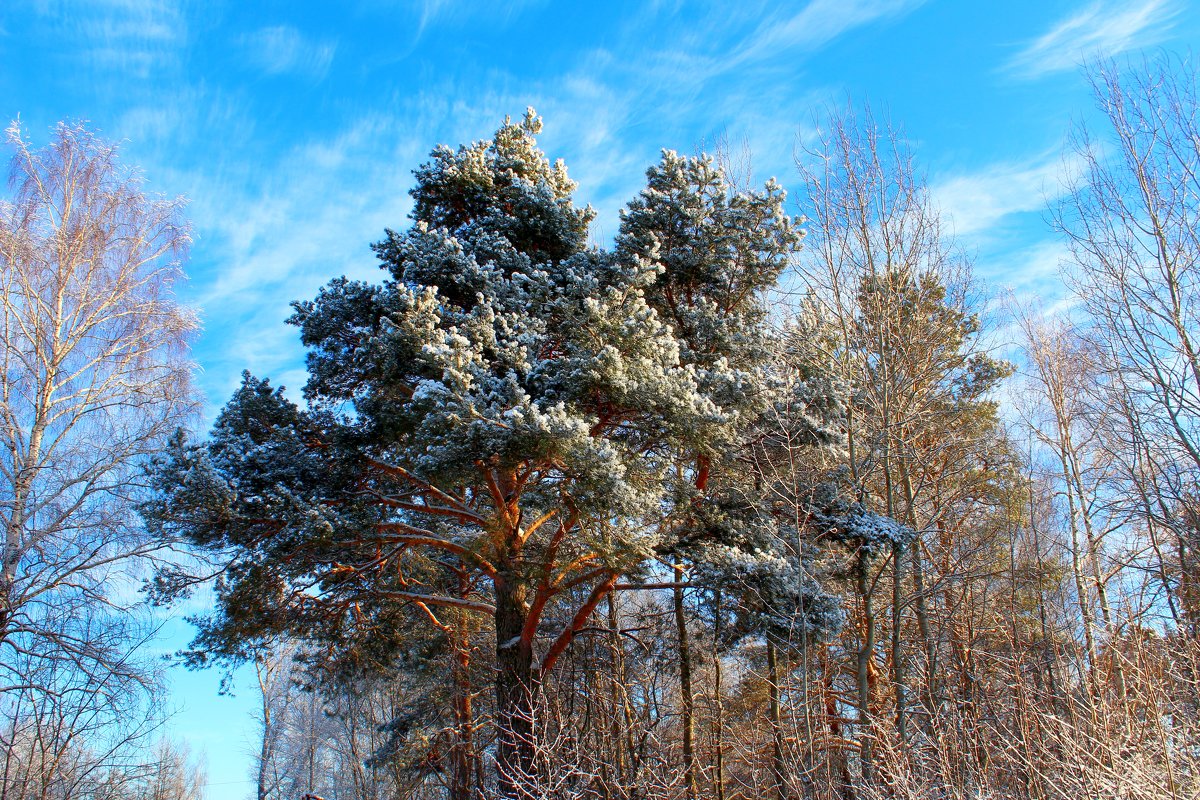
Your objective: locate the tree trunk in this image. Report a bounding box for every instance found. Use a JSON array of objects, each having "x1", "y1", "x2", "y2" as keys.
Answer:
[
  {"x1": 673, "y1": 564, "x2": 697, "y2": 800},
  {"x1": 891, "y1": 541, "x2": 907, "y2": 744},
  {"x1": 495, "y1": 569, "x2": 536, "y2": 799},
  {"x1": 255, "y1": 657, "x2": 276, "y2": 800},
  {"x1": 712, "y1": 589, "x2": 726, "y2": 800},
  {"x1": 0, "y1": 472, "x2": 33, "y2": 649},
  {"x1": 451, "y1": 610, "x2": 475, "y2": 800},
  {"x1": 900, "y1": 466, "x2": 933, "y2": 725},
  {"x1": 767, "y1": 633, "x2": 787, "y2": 800},
  {"x1": 856, "y1": 552, "x2": 876, "y2": 786},
  {"x1": 606, "y1": 593, "x2": 628, "y2": 797}
]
